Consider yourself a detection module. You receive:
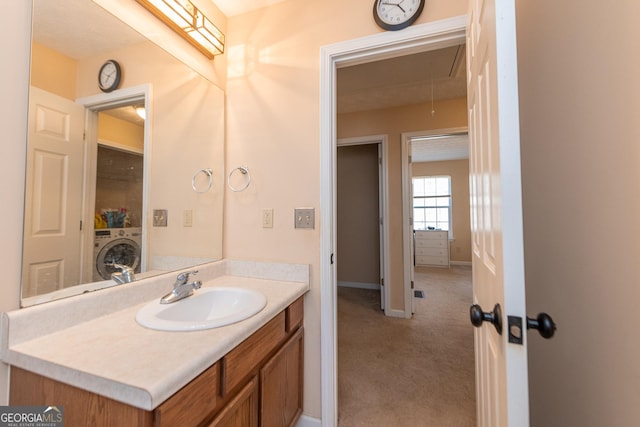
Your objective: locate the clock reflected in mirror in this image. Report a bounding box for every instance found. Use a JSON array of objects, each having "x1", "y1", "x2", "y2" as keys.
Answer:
[{"x1": 98, "y1": 59, "x2": 122, "y2": 93}]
